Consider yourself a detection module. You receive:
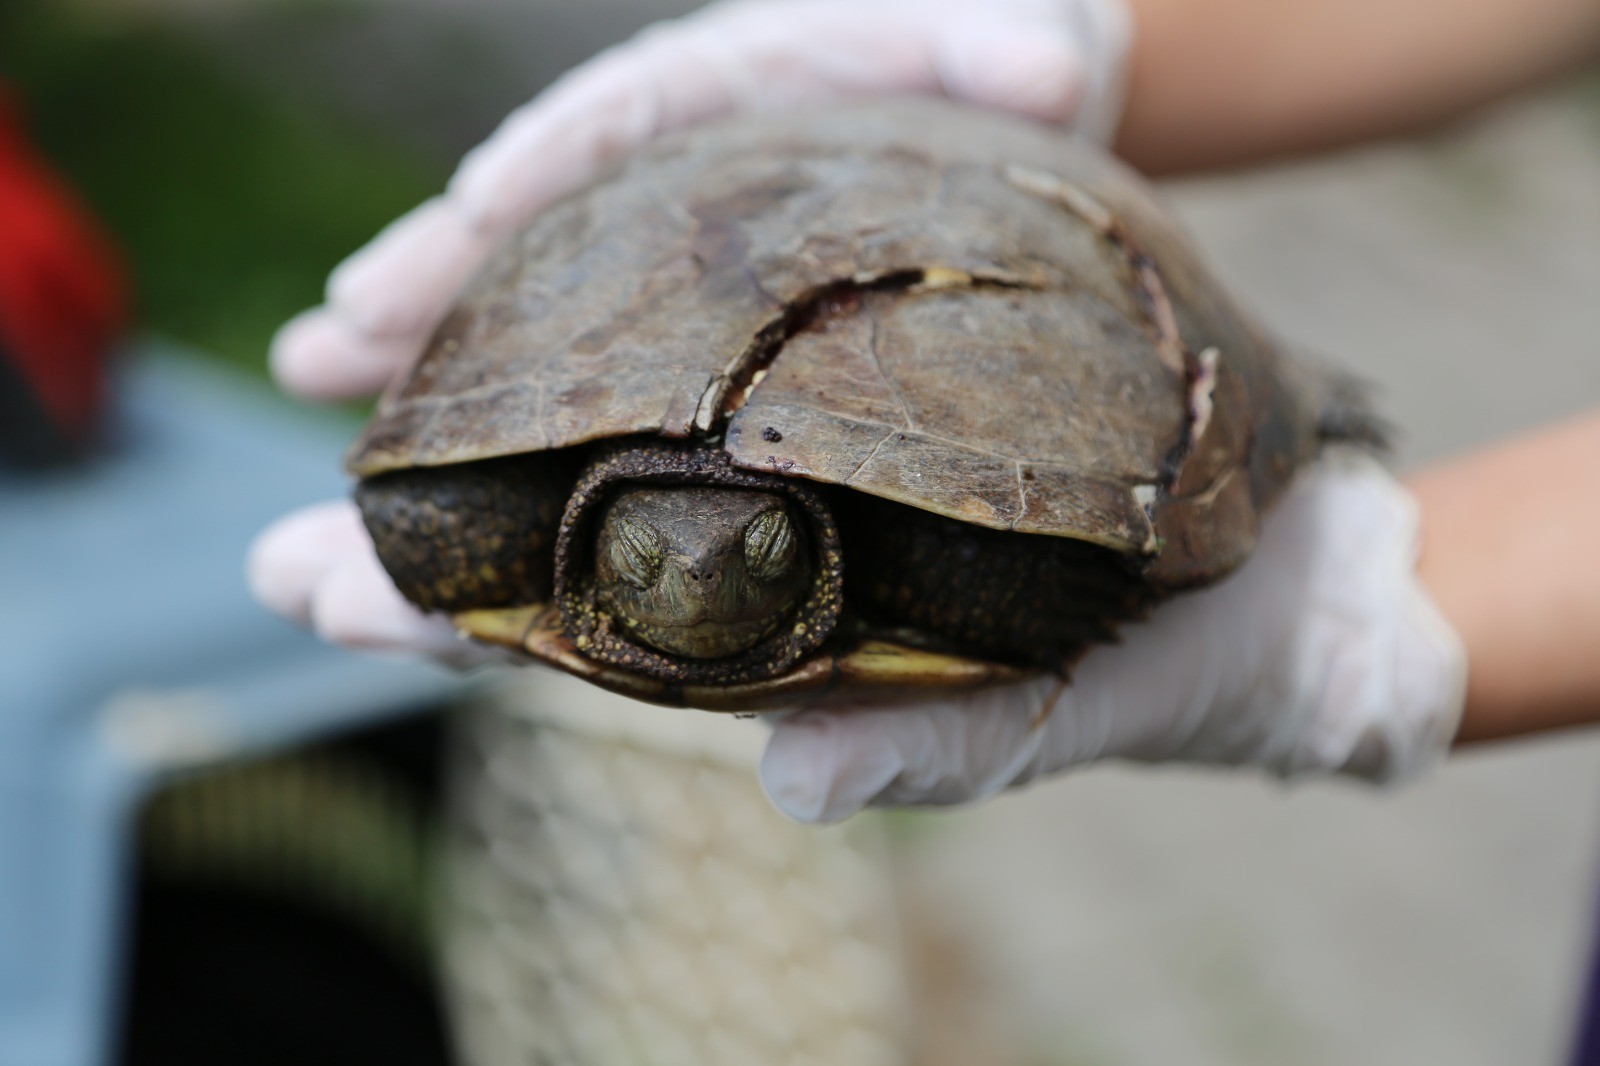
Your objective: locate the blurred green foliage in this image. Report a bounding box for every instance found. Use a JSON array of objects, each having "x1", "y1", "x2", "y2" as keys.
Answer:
[{"x1": 1, "y1": 0, "x2": 445, "y2": 380}]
